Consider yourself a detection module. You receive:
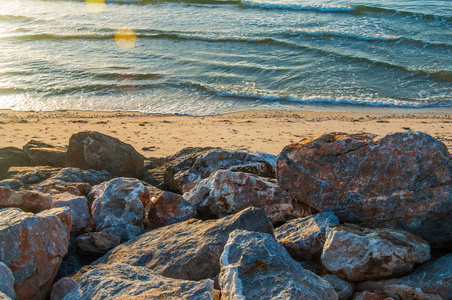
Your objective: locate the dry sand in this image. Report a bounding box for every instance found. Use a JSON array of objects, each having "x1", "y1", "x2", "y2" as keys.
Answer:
[{"x1": 2, "y1": 109, "x2": 452, "y2": 158}]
